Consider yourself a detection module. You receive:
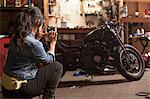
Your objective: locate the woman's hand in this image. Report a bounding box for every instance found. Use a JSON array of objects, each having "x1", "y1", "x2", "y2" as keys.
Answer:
[
  {"x1": 48, "y1": 30, "x2": 58, "y2": 45},
  {"x1": 47, "y1": 31, "x2": 58, "y2": 55}
]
